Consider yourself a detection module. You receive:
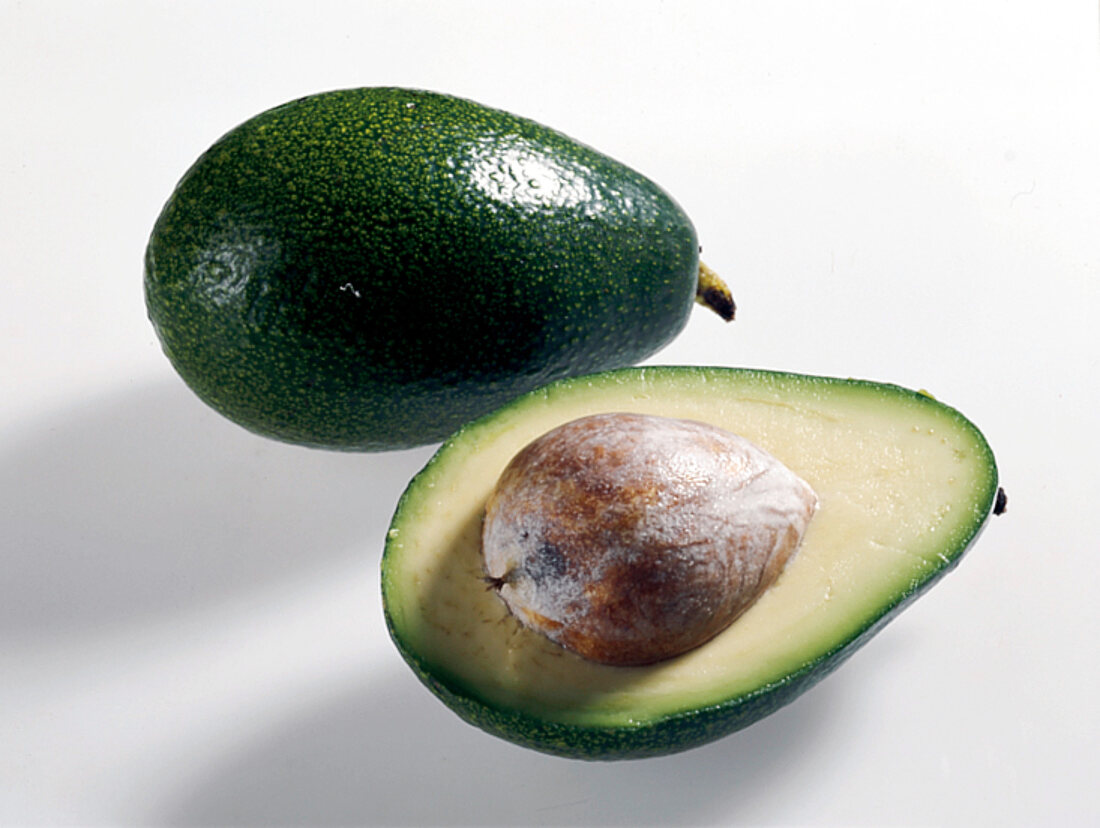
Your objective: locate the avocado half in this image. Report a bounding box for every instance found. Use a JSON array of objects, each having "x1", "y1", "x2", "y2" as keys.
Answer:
[{"x1": 381, "y1": 366, "x2": 1000, "y2": 760}]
